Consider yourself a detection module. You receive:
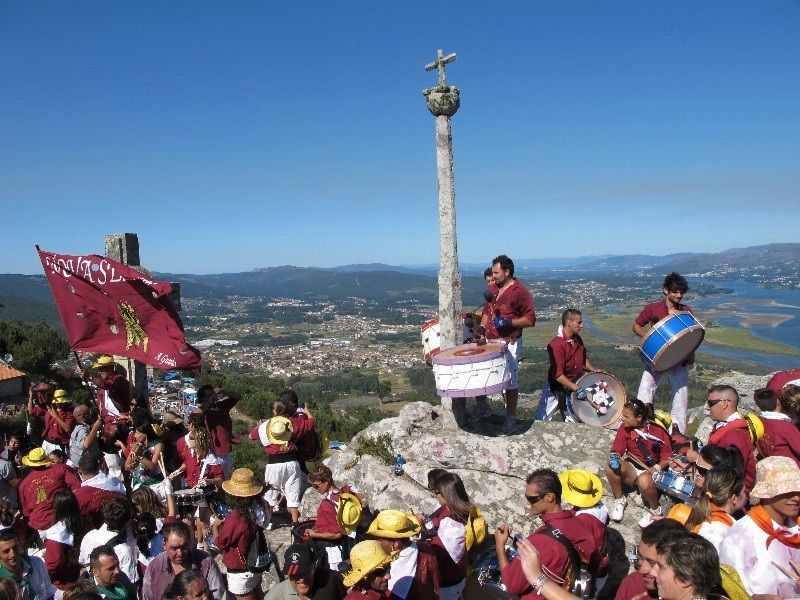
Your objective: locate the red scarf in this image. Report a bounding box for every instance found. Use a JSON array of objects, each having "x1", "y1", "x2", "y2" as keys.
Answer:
[{"x1": 748, "y1": 505, "x2": 800, "y2": 549}]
